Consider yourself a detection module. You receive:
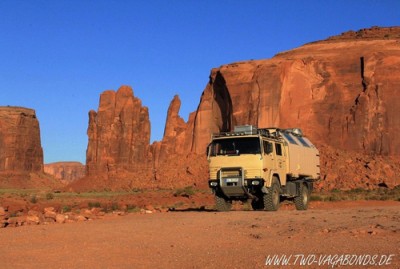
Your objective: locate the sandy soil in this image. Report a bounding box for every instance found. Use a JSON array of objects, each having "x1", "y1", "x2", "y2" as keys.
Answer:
[{"x1": 1, "y1": 200, "x2": 399, "y2": 269}]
